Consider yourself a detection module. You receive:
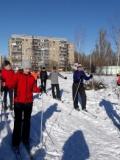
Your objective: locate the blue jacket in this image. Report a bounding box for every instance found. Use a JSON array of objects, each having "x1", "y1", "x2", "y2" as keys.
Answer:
[{"x1": 73, "y1": 70, "x2": 91, "y2": 84}]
